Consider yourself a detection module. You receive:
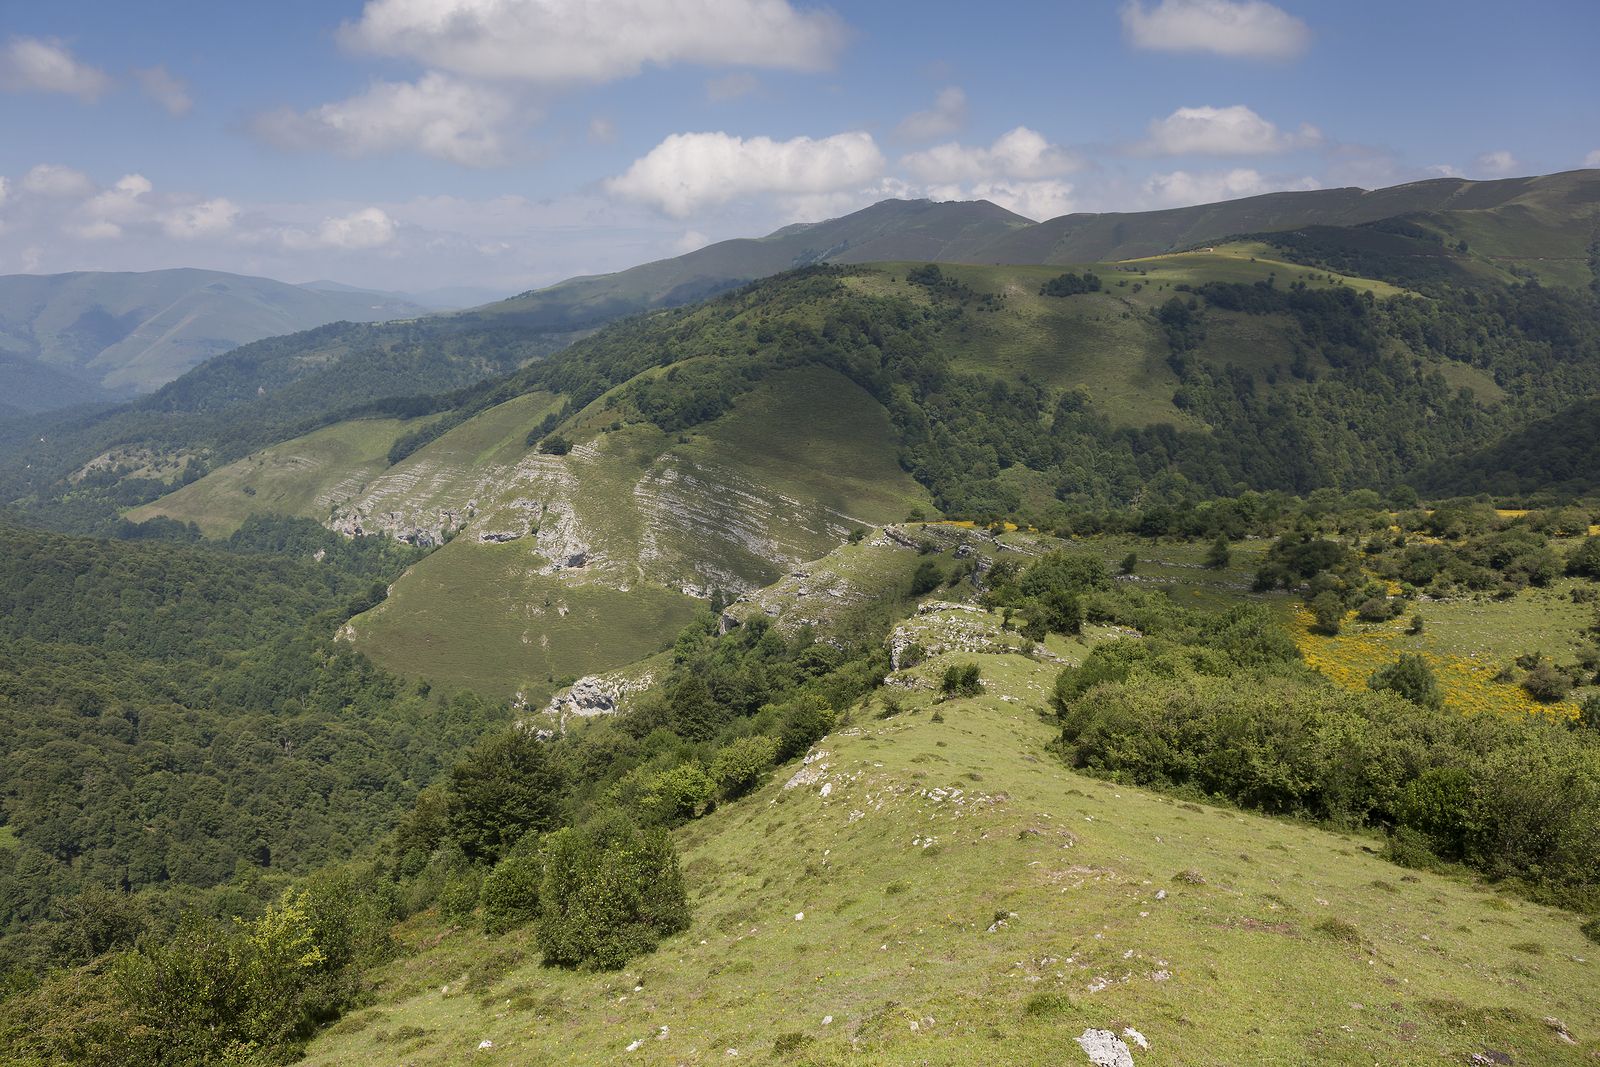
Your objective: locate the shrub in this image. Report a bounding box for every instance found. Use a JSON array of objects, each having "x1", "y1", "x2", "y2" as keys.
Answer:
[
  {"x1": 538, "y1": 434, "x2": 572, "y2": 456},
  {"x1": 1369, "y1": 654, "x2": 1444, "y2": 710},
  {"x1": 910, "y1": 560, "x2": 945, "y2": 596},
  {"x1": 1205, "y1": 536, "x2": 1232, "y2": 569},
  {"x1": 1523, "y1": 664, "x2": 1573, "y2": 703},
  {"x1": 638, "y1": 763, "x2": 716, "y2": 825},
  {"x1": 1119, "y1": 552, "x2": 1138, "y2": 575},
  {"x1": 710, "y1": 735, "x2": 780, "y2": 799},
  {"x1": 481, "y1": 848, "x2": 544, "y2": 934},
  {"x1": 1567, "y1": 536, "x2": 1600, "y2": 578},
  {"x1": 439, "y1": 866, "x2": 482, "y2": 920},
  {"x1": 941, "y1": 663, "x2": 982, "y2": 698},
  {"x1": 1309, "y1": 591, "x2": 1345, "y2": 635},
  {"x1": 776, "y1": 695, "x2": 836, "y2": 761},
  {"x1": 535, "y1": 814, "x2": 690, "y2": 970},
  {"x1": 1407, "y1": 613, "x2": 1425, "y2": 635}
]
